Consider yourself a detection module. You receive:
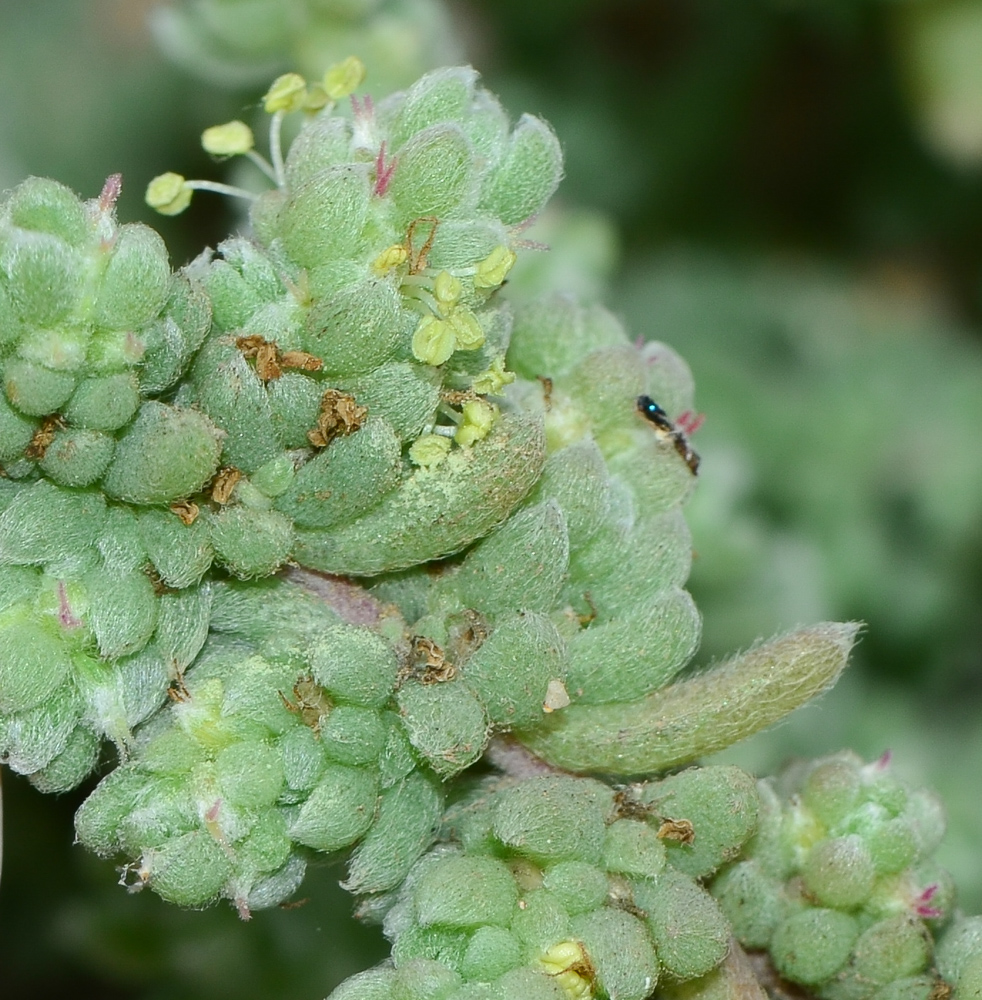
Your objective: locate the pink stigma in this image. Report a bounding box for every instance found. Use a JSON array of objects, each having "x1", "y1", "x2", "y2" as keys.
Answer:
[
  {"x1": 57, "y1": 581, "x2": 83, "y2": 629},
  {"x1": 99, "y1": 173, "x2": 123, "y2": 212},
  {"x1": 676, "y1": 410, "x2": 705, "y2": 435},
  {"x1": 914, "y1": 884, "x2": 942, "y2": 918},
  {"x1": 373, "y1": 142, "x2": 397, "y2": 197}
]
